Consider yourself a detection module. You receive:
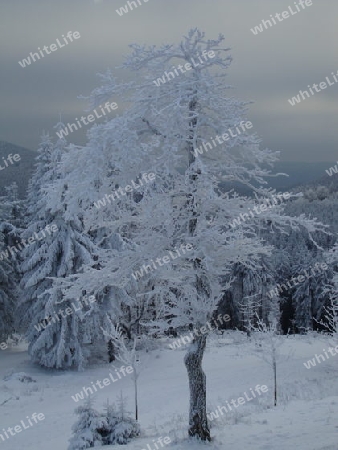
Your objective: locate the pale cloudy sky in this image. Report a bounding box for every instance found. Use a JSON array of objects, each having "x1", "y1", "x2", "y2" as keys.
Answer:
[{"x1": 0, "y1": 0, "x2": 337, "y2": 161}]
